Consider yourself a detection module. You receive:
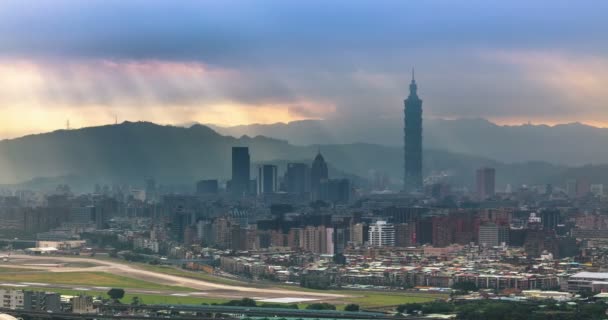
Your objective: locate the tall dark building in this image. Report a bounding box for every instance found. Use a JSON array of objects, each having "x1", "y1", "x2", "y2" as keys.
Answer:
[
  {"x1": 476, "y1": 167, "x2": 496, "y2": 200},
  {"x1": 285, "y1": 163, "x2": 310, "y2": 194},
  {"x1": 257, "y1": 164, "x2": 278, "y2": 194},
  {"x1": 320, "y1": 178, "x2": 351, "y2": 204},
  {"x1": 231, "y1": 147, "x2": 250, "y2": 196},
  {"x1": 196, "y1": 179, "x2": 219, "y2": 194},
  {"x1": 404, "y1": 70, "x2": 423, "y2": 192},
  {"x1": 310, "y1": 151, "x2": 329, "y2": 200}
]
